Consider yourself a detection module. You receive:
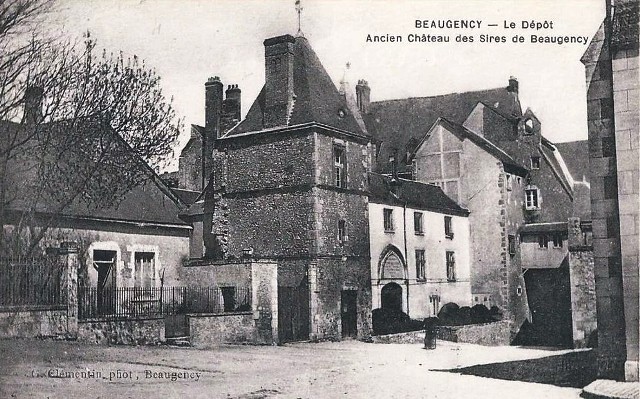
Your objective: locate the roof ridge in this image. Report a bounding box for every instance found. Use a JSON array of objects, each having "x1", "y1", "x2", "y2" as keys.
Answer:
[{"x1": 370, "y1": 87, "x2": 507, "y2": 105}]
